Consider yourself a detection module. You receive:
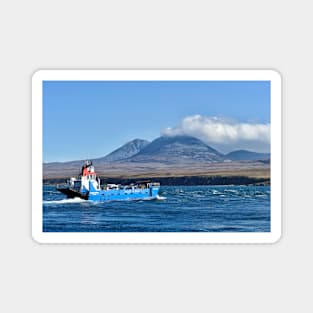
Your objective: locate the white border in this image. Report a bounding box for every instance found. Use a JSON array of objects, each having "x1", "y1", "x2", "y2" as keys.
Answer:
[{"x1": 32, "y1": 69, "x2": 281, "y2": 244}]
